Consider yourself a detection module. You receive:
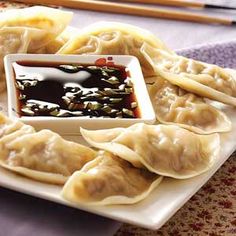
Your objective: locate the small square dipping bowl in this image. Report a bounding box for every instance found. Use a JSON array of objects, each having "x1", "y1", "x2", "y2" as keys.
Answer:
[{"x1": 4, "y1": 54, "x2": 156, "y2": 135}]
